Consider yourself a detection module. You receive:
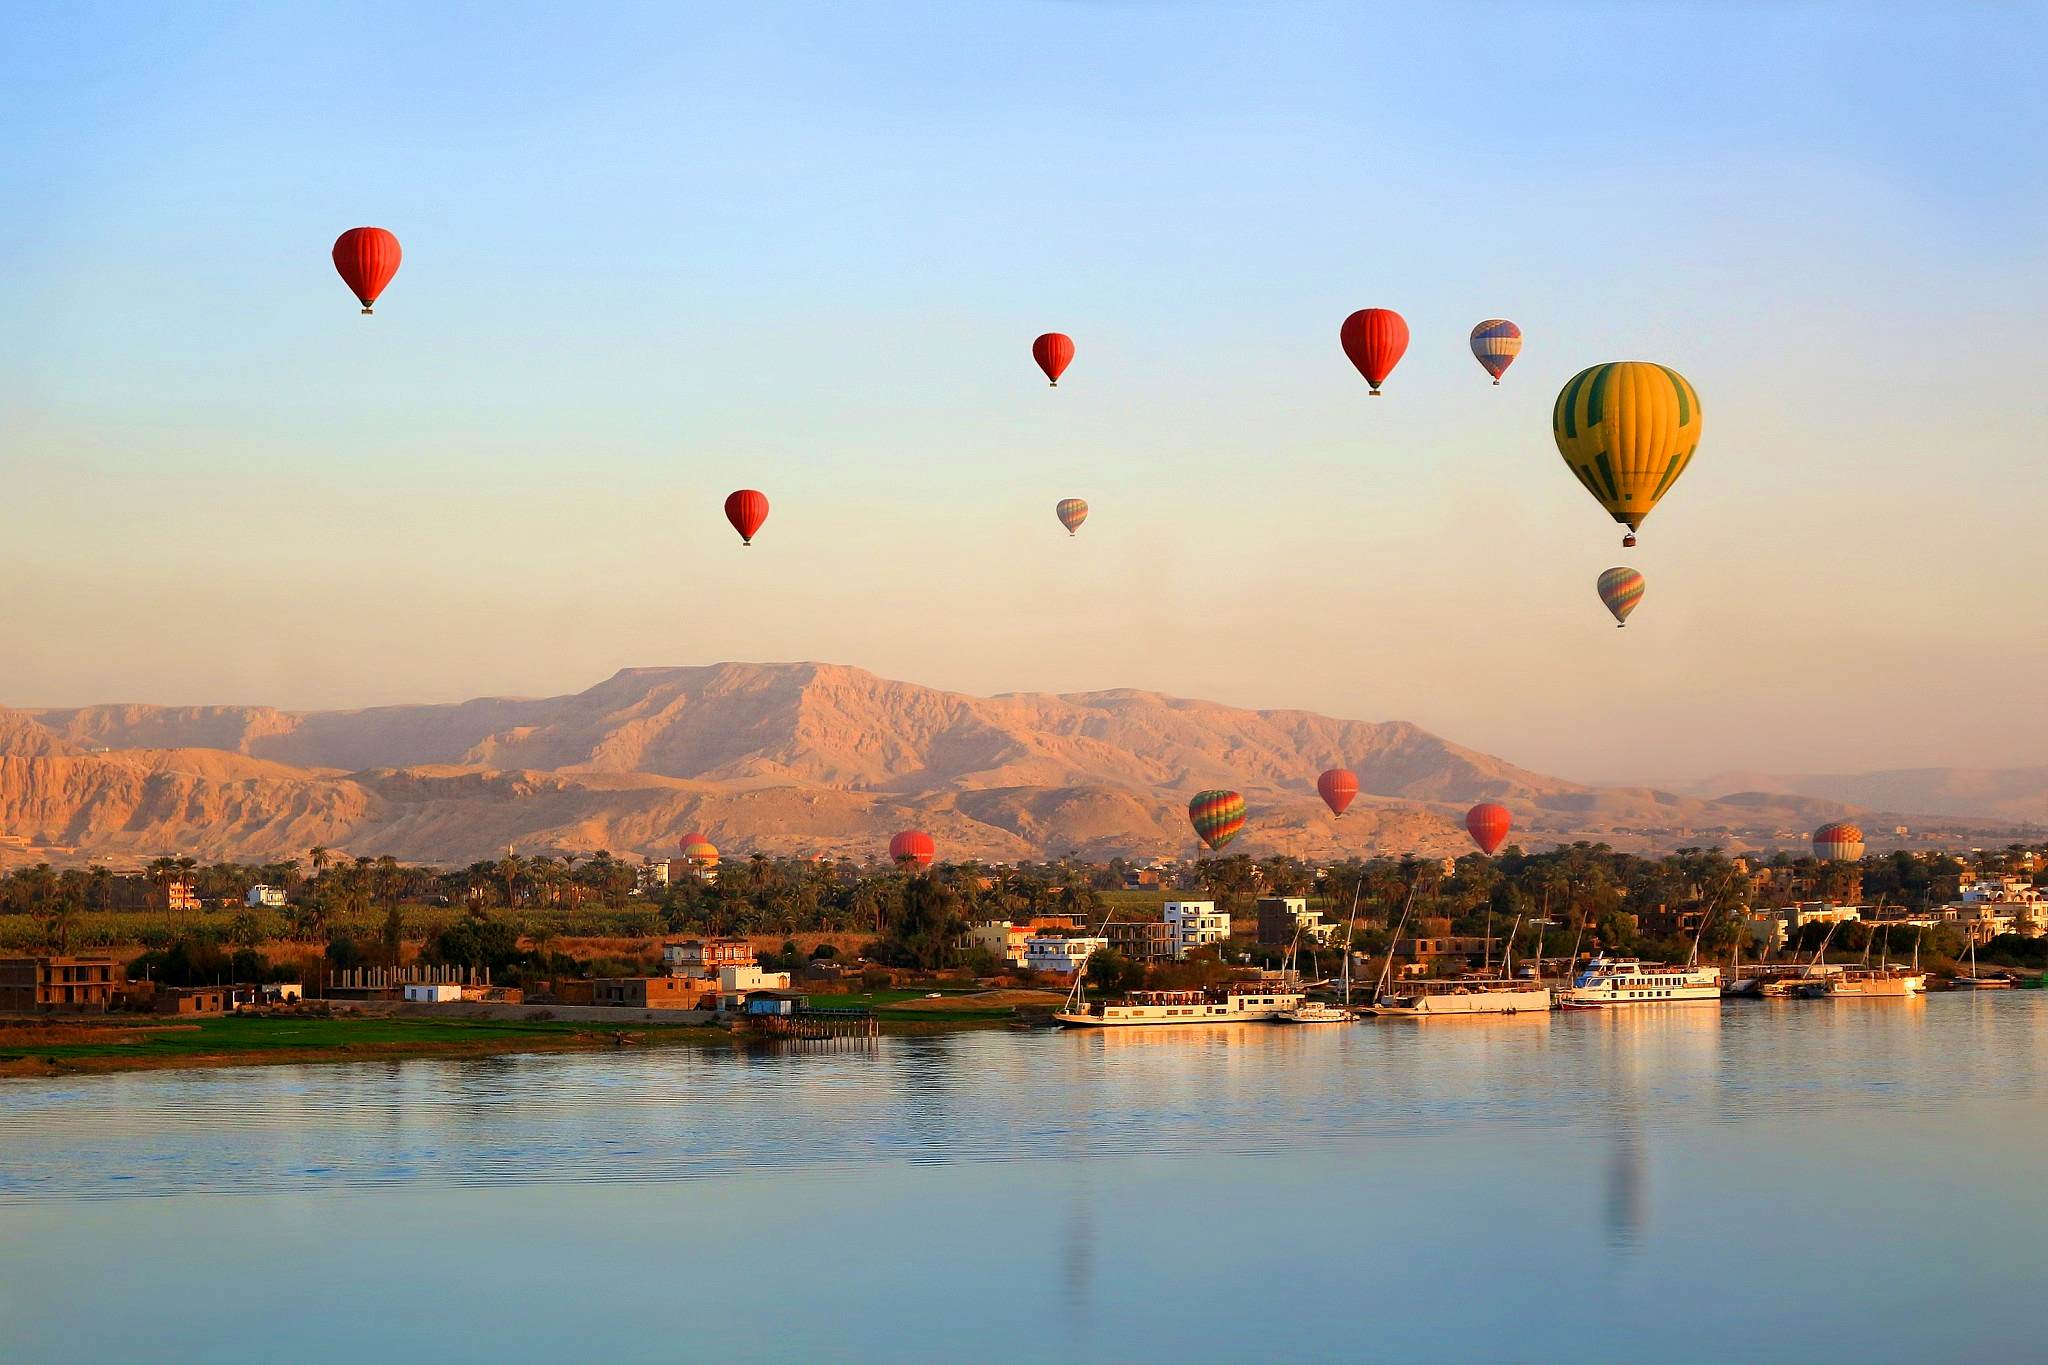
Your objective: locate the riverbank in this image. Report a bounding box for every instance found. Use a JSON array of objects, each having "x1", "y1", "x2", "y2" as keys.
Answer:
[
  {"x1": 0, "y1": 989, "x2": 1064, "y2": 1079},
  {"x1": 0, "y1": 1014, "x2": 732, "y2": 1080}
]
